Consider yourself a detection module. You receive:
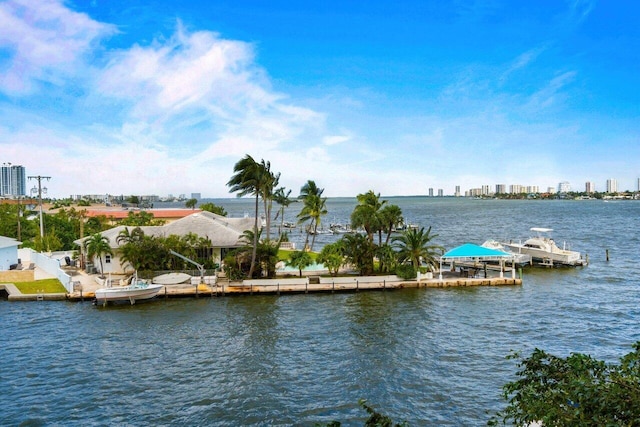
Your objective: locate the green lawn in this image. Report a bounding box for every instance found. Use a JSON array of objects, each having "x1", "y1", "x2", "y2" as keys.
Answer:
[
  {"x1": 14, "y1": 279, "x2": 67, "y2": 294},
  {"x1": 278, "y1": 248, "x2": 318, "y2": 261}
]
